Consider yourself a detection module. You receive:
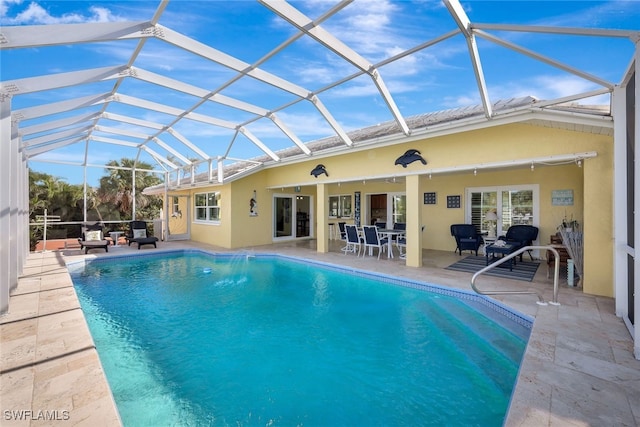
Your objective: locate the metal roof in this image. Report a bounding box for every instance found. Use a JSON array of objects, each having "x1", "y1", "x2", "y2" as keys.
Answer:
[{"x1": 2, "y1": 0, "x2": 638, "y2": 185}]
